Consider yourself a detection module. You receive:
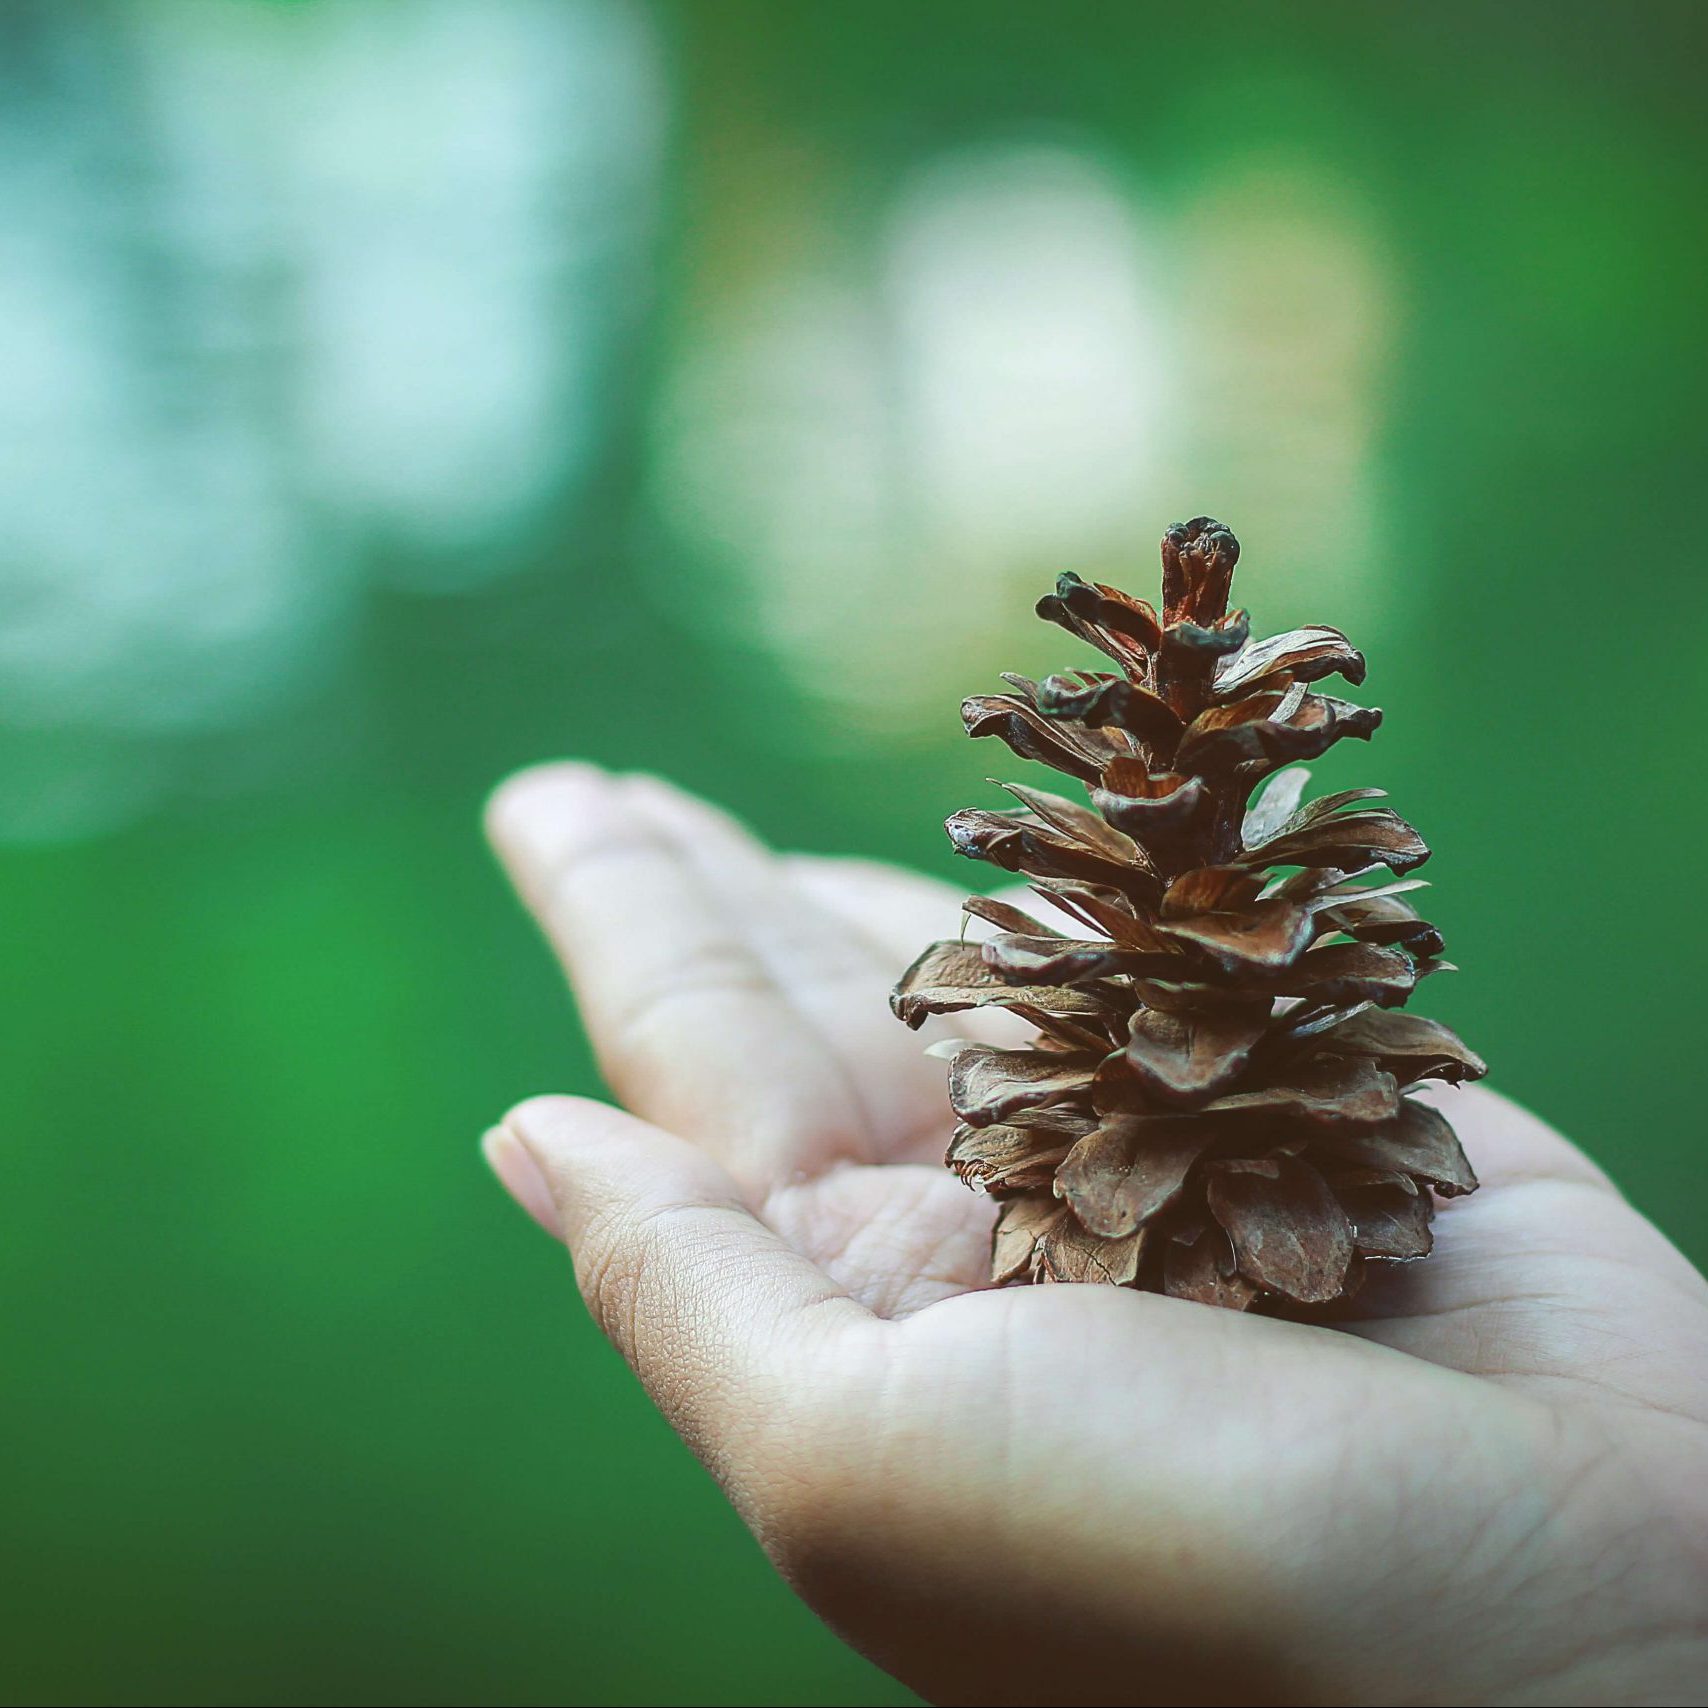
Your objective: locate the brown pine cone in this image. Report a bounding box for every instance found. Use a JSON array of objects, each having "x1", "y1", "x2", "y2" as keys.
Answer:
[{"x1": 892, "y1": 517, "x2": 1485, "y2": 1311}]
